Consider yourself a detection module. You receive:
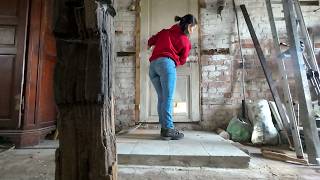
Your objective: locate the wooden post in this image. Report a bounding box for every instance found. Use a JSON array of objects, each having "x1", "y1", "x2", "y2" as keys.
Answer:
[
  {"x1": 53, "y1": 0, "x2": 117, "y2": 179},
  {"x1": 135, "y1": 0, "x2": 141, "y2": 124}
]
